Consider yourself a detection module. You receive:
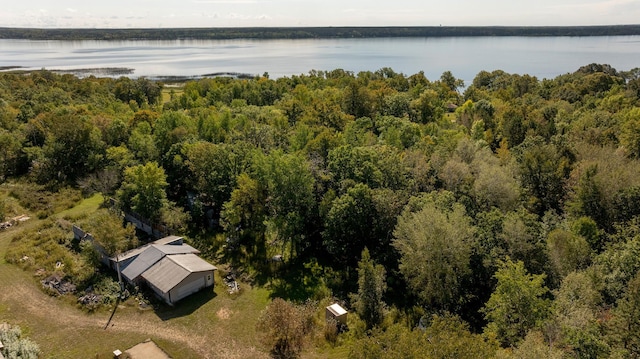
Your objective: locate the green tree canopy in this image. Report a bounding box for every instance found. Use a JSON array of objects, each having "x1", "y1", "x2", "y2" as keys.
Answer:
[
  {"x1": 323, "y1": 184, "x2": 402, "y2": 268},
  {"x1": 117, "y1": 161, "x2": 168, "y2": 221},
  {"x1": 482, "y1": 258, "x2": 550, "y2": 347},
  {"x1": 81, "y1": 209, "x2": 138, "y2": 257},
  {"x1": 393, "y1": 198, "x2": 475, "y2": 311},
  {"x1": 34, "y1": 108, "x2": 104, "y2": 184},
  {"x1": 348, "y1": 315, "x2": 496, "y2": 359},
  {"x1": 608, "y1": 271, "x2": 640, "y2": 357}
]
